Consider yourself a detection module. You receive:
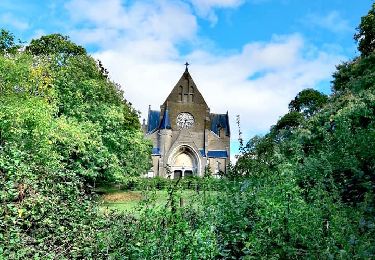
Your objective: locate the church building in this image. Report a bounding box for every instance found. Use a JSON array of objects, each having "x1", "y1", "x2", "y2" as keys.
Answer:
[{"x1": 142, "y1": 64, "x2": 230, "y2": 178}]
